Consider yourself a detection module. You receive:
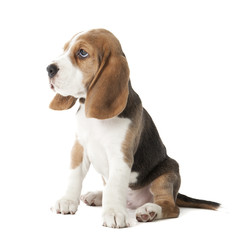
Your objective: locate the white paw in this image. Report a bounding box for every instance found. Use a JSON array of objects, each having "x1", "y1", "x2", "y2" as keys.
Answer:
[
  {"x1": 102, "y1": 208, "x2": 130, "y2": 228},
  {"x1": 81, "y1": 191, "x2": 102, "y2": 206},
  {"x1": 52, "y1": 198, "x2": 79, "y2": 215},
  {"x1": 136, "y1": 203, "x2": 162, "y2": 222}
]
